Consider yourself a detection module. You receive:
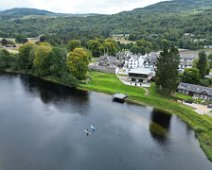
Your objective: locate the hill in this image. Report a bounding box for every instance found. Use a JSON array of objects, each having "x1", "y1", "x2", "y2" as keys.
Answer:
[
  {"x1": 0, "y1": 8, "x2": 100, "y2": 18},
  {"x1": 0, "y1": 0, "x2": 211, "y2": 49},
  {"x1": 142, "y1": 0, "x2": 212, "y2": 13},
  {"x1": 0, "y1": 8, "x2": 54, "y2": 16}
]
